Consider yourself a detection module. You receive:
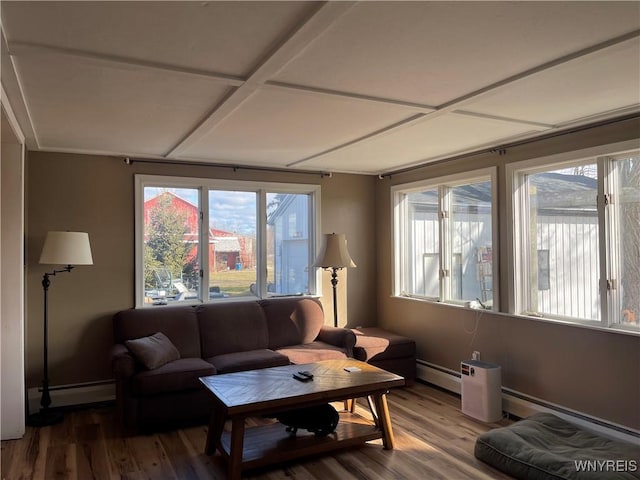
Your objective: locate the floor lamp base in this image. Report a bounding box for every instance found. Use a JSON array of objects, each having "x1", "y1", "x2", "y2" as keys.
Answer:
[{"x1": 27, "y1": 409, "x2": 64, "y2": 427}]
